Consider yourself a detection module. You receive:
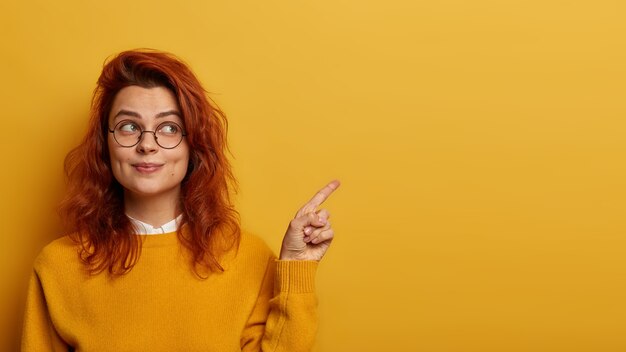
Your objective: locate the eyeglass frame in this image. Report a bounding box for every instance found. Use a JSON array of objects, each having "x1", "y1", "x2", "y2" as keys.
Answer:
[{"x1": 108, "y1": 120, "x2": 187, "y2": 149}]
